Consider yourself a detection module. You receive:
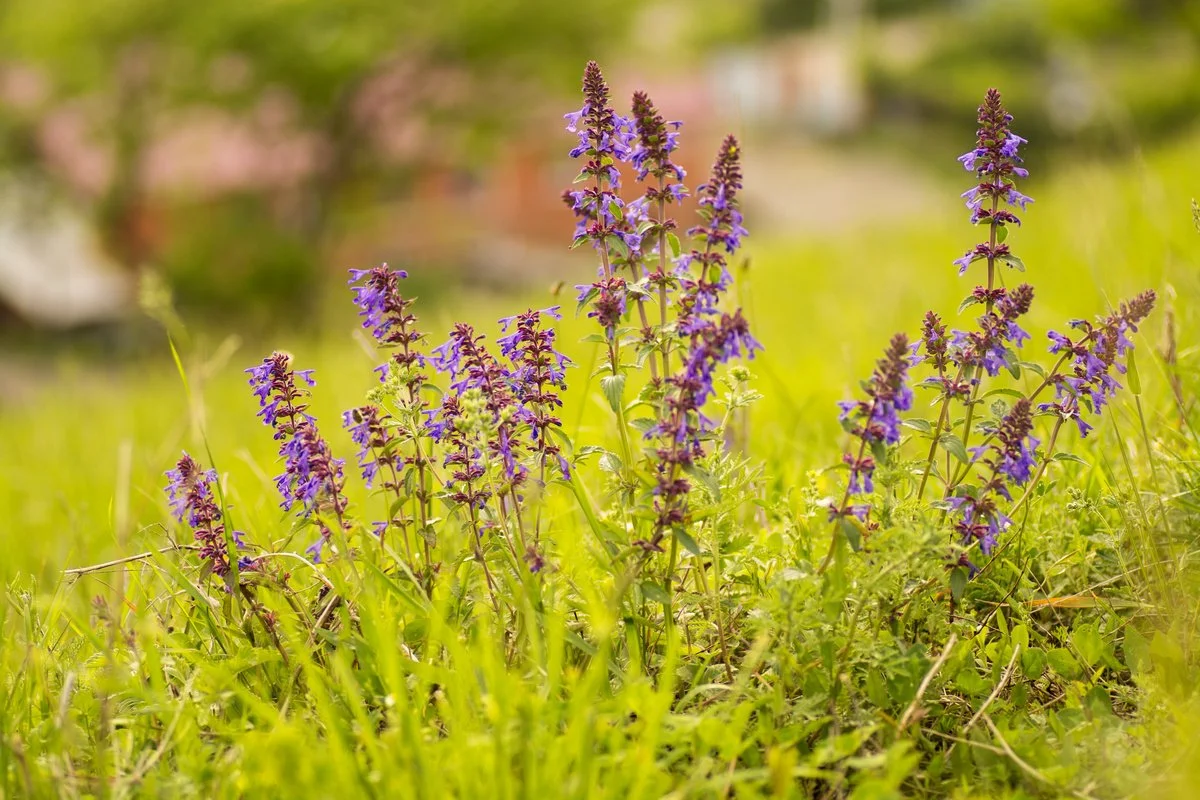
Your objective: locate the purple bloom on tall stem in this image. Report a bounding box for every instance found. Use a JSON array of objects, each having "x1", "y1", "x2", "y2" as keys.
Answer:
[
  {"x1": 165, "y1": 452, "x2": 243, "y2": 576},
  {"x1": 246, "y1": 352, "x2": 316, "y2": 437},
  {"x1": 840, "y1": 331, "x2": 912, "y2": 455},
  {"x1": 431, "y1": 393, "x2": 492, "y2": 534},
  {"x1": 676, "y1": 136, "x2": 745, "y2": 336},
  {"x1": 432, "y1": 323, "x2": 526, "y2": 485},
  {"x1": 950, "y1": 284, "x2": 1035, "y2": 378},
  {"x1": 1041, "y1": 290, "x2": 1156, "y2": 430},
  {"x1": 951, "y1": 399, "x2": 1036, "y2": 561},
  {"x1": 498, "y1": 308, "x2": 572, "y2": 481},
  {"x1": 247, "y1": 353, "x2": 349, "y2": 561},
  {"x1": 644, "y1": 310, "x2": 761, "y2": 551},
  {"x1": 564, "y1": 61, "x2": 635, "y2": 253},
  {"x1": 342, "y1": 405, "x2": 406, "y2": 490},
  {"x1": 825, "y1": 336, "x2": 911, "y2": 557},
  {"x1": 953, "y1": 89, "x2": 1032, "y2": 274}
]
